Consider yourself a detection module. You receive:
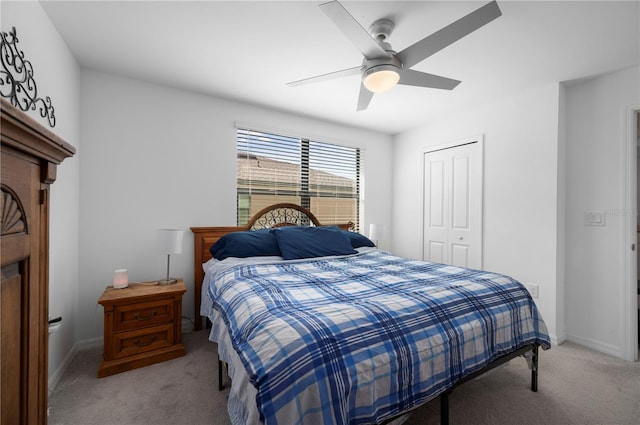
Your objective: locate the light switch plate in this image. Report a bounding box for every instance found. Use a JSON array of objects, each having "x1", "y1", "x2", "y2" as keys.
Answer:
[{"x1": 584, "y1": 212, "x2": 606, "y2": 226}]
